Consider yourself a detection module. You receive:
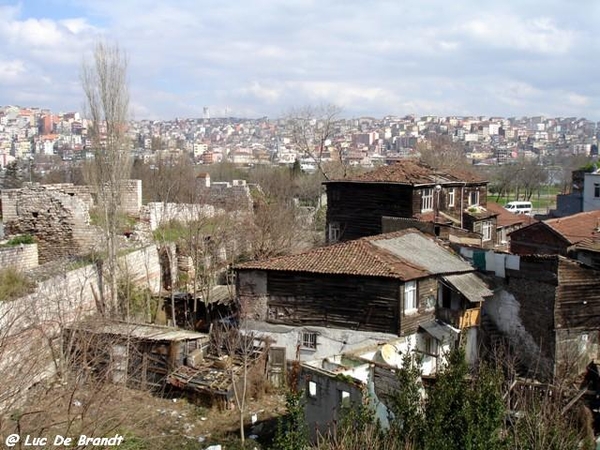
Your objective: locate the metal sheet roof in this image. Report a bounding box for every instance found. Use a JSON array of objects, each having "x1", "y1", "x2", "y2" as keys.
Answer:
[
  {"x1": 442, "y1": 272, "x2": 493, "y2": 303},
  {"x1": 68, "y1": 321, "x2": 209, "y2": 342},
  {"x1": 420, "y1": 320, "x2": 459, "y2": 343},
  {"x1": 372, "y1": 233, "x2": 473, "y2": 275}
]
